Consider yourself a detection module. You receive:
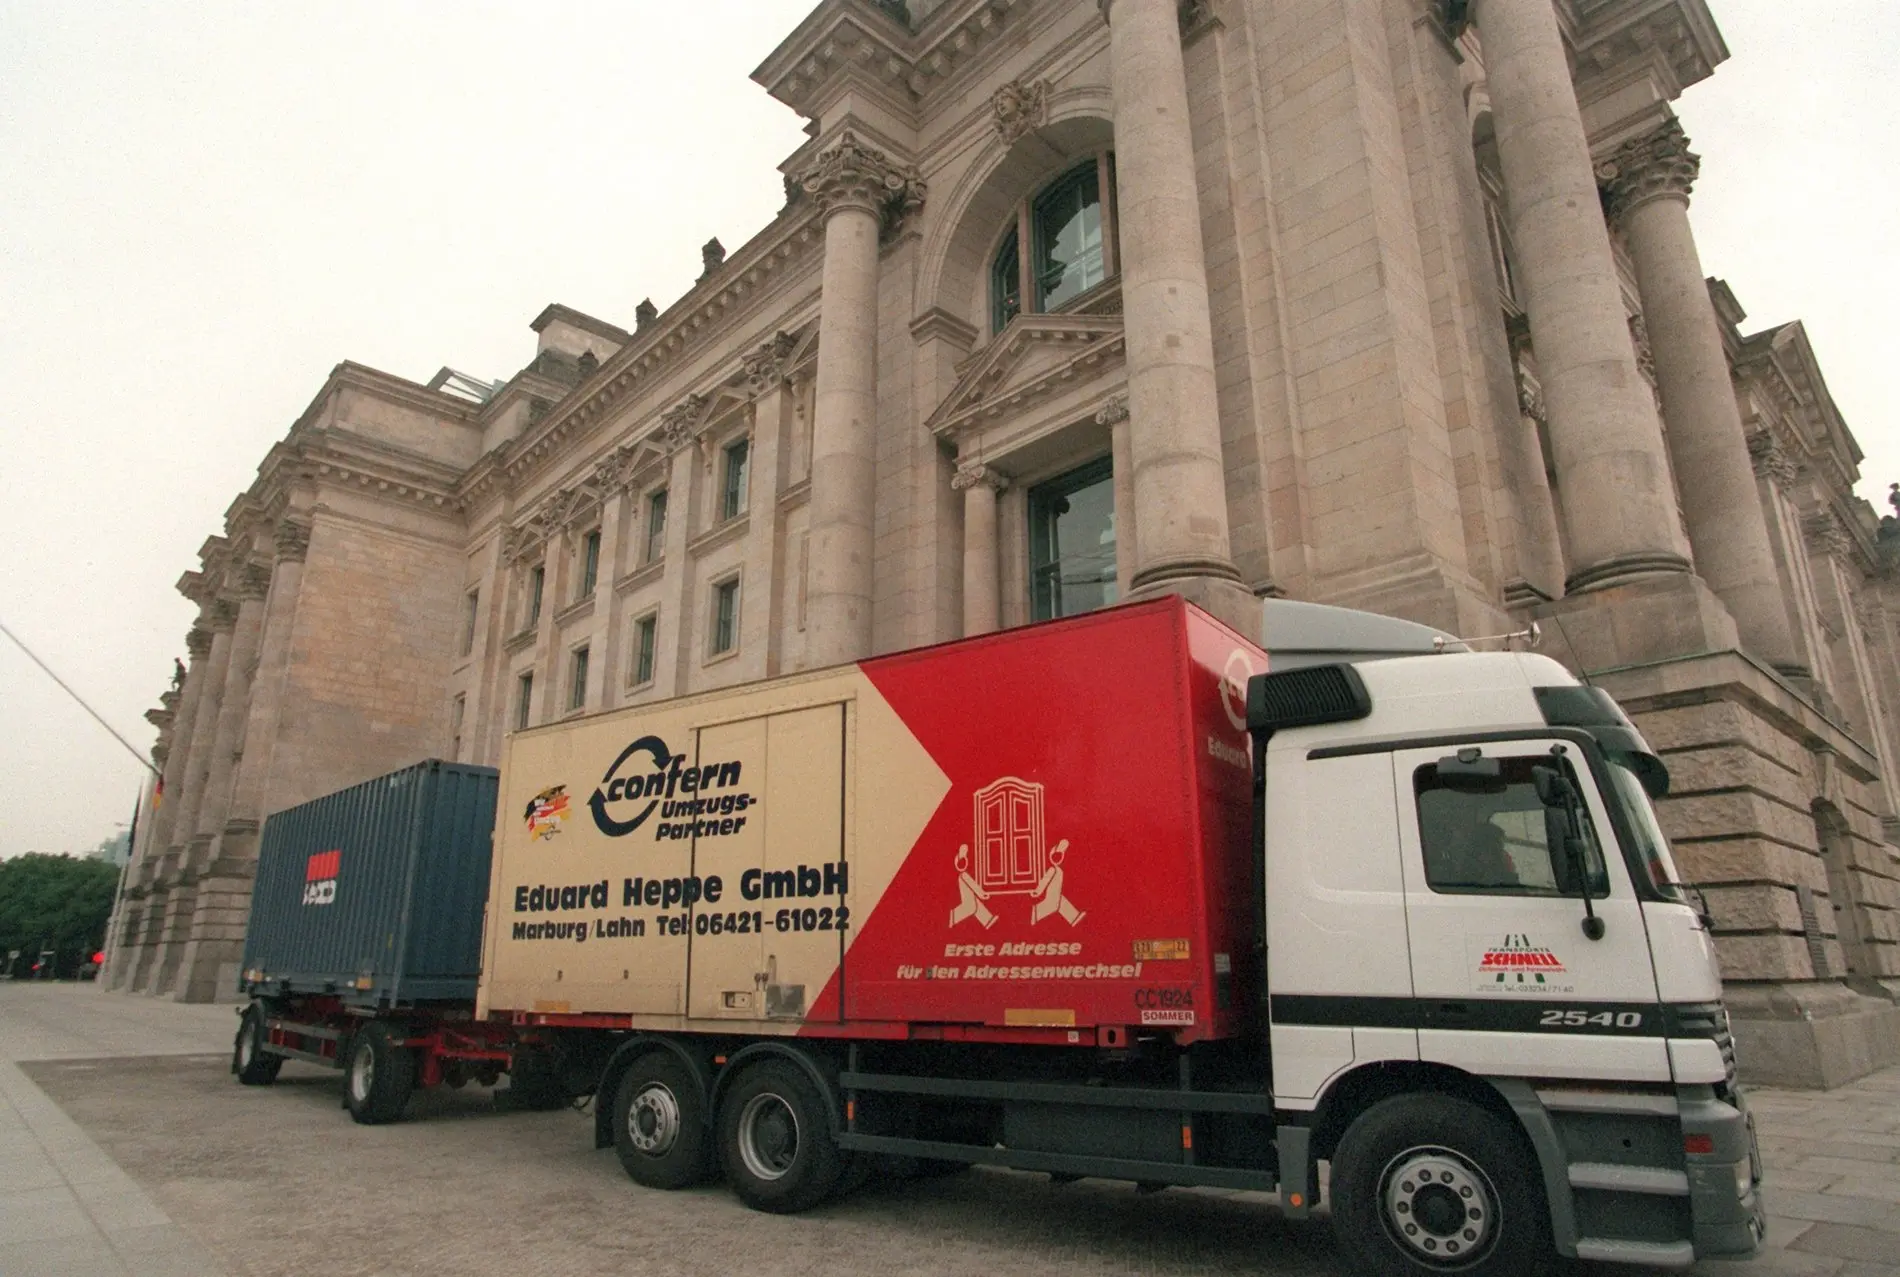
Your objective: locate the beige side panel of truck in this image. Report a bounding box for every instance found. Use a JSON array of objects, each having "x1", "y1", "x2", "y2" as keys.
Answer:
[
  {"x1": 478, "y1": 667, "x2": 948, "y2": 1030},
  {"x1": 686, "y1": 703, "x2": 846, "y2": 1021}
]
